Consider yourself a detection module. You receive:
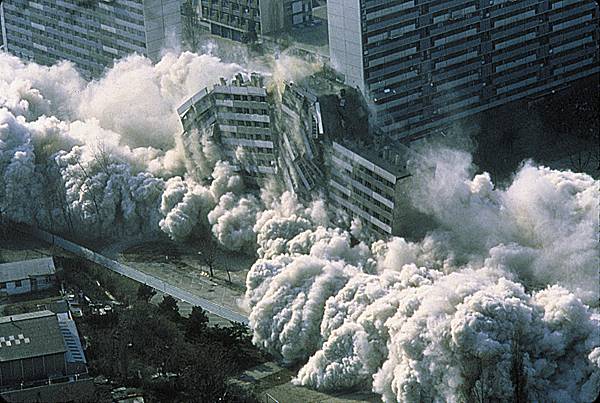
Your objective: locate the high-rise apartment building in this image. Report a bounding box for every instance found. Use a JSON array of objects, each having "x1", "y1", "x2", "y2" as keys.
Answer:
[
  {"x1": 0, "y1": 0, "x2": 182, "y2": 77},
  {"x1": 178, "y1": 73, "x2": 277, "y2": 185},
  {"x1": 198, "y1": 0, "x2": 312, "y2": 42},
  {"x1": 328, "y1": 0, "x2": 599, "y2": 139}
]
